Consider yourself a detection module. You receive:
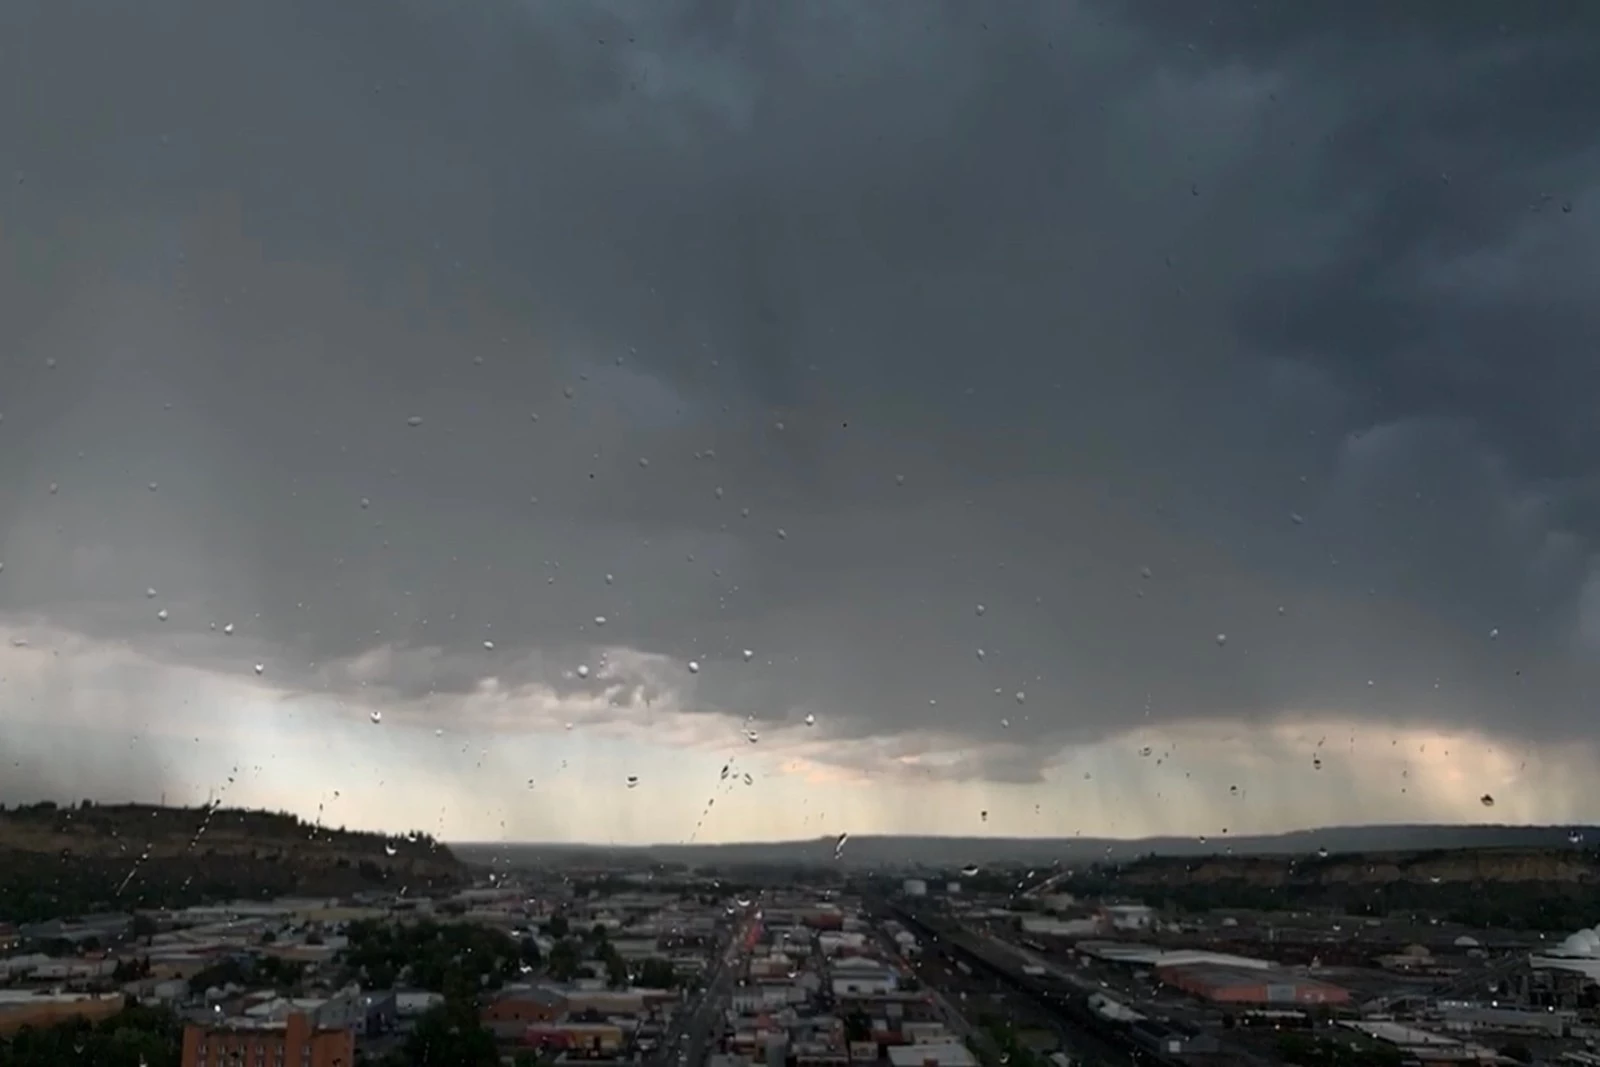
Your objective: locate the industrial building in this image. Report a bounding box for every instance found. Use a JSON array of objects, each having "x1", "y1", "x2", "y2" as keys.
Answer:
[
  {"x1": 1077, "y1": 941, "x2": 1273, "y2": 971},
  {"x1": 1157, "y1": 962, "x2": 1351, "y2": 1006},
  {"x1": 1127, "y1": 1019, "x2": 1221, "y2": 1057},
  {"x1": 1338, "y1": 1020, "x2": 1499, "y2": 1064}
]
